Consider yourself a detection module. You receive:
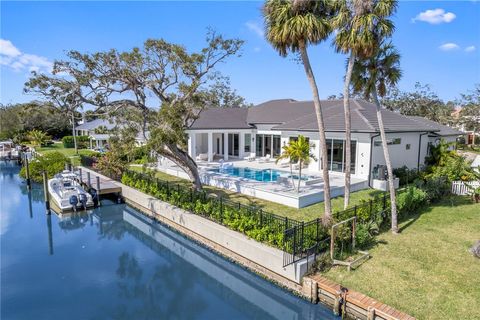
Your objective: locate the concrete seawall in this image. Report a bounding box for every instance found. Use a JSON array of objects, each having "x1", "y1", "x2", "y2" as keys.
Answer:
[{"x1": 80, "y1": 167, "x2": 309, "y2": 291}]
